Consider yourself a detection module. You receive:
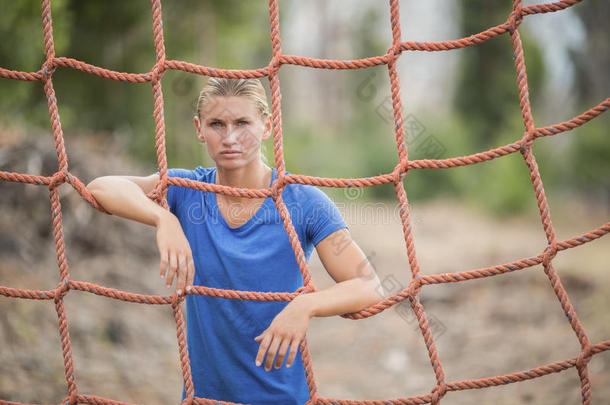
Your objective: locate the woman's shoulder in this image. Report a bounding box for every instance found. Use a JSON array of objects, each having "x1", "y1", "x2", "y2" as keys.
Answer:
[
  {"x1": 167, "y1": 166, "x2": 214, "y2": 181},
  {"x1": 283, "y1": 174, "x2": 337, "y2": 208}
]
